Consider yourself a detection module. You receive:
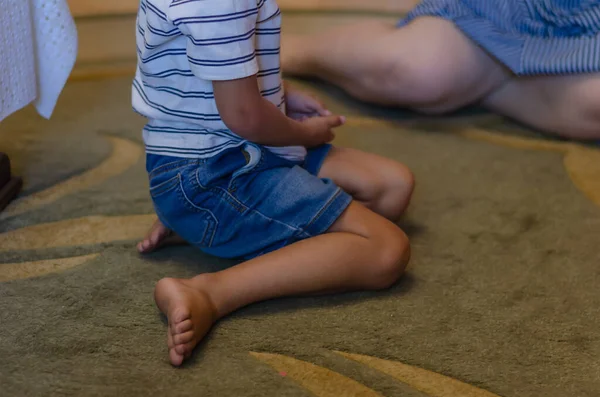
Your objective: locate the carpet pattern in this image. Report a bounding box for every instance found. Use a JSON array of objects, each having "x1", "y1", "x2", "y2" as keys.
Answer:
[{"x1": 1, "y1": 75, "x2": 599, "y2": 397}]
